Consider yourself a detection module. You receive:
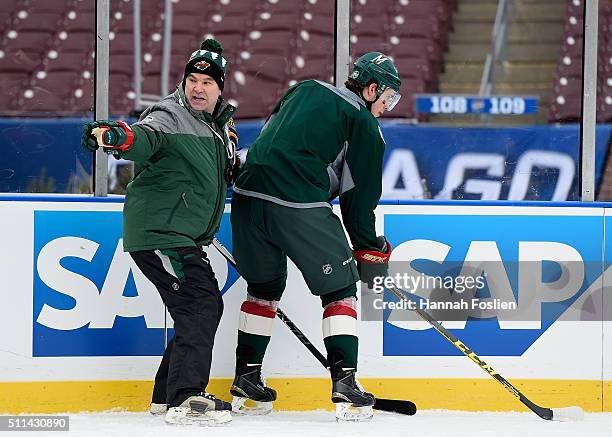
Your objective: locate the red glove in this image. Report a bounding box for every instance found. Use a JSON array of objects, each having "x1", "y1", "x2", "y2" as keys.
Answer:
[{"x1": 353, "y1": 236, "x2": 392, "y2": 288}]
